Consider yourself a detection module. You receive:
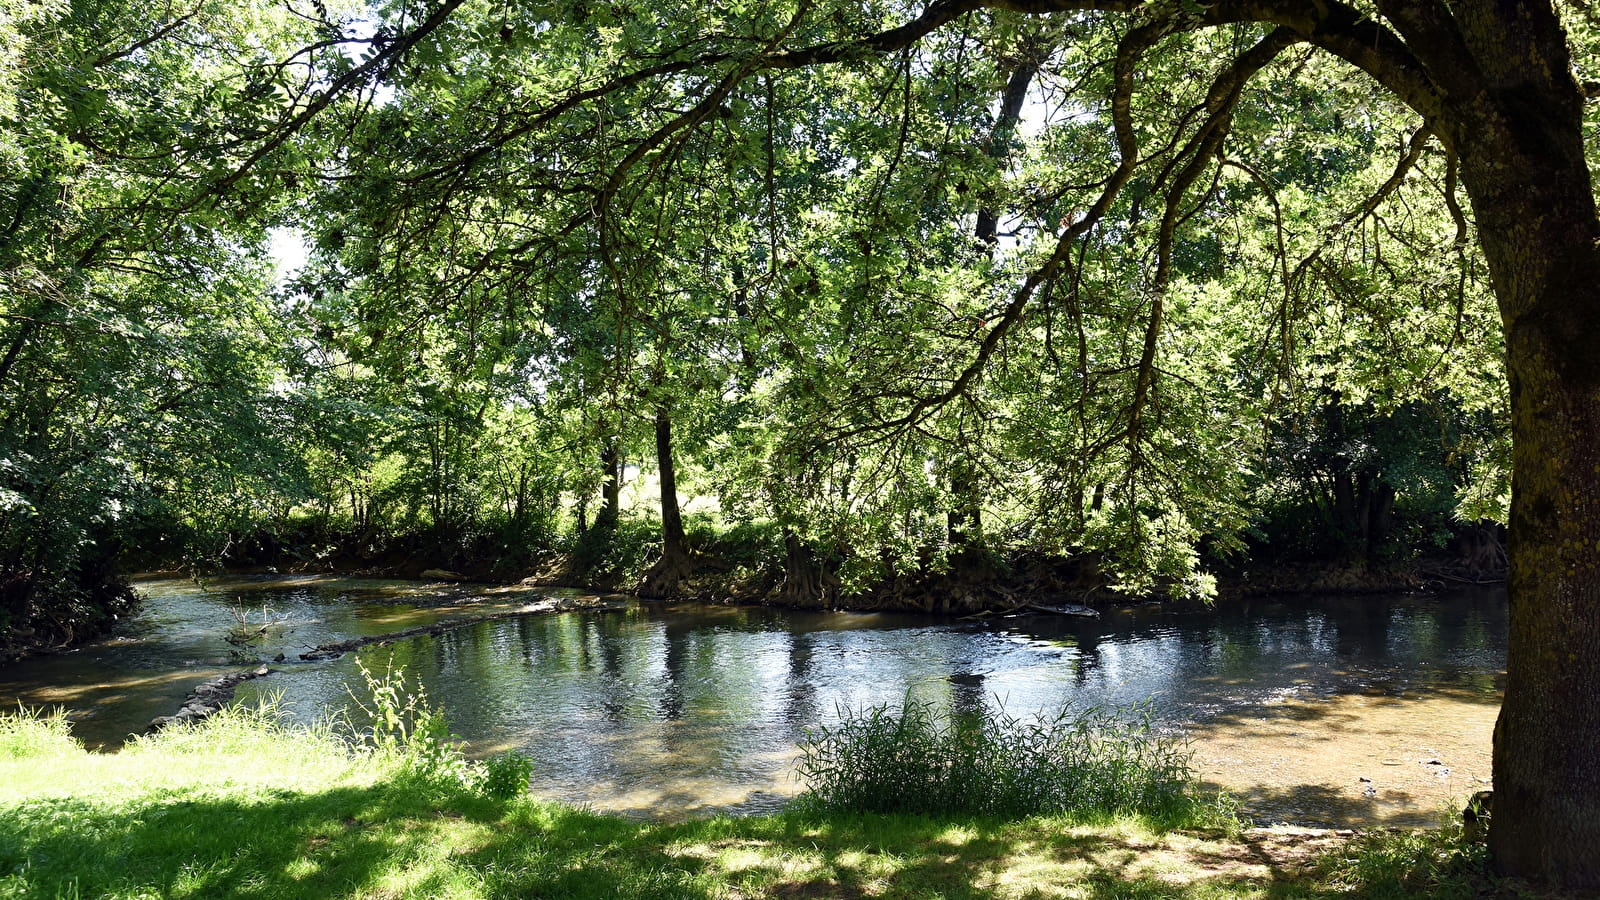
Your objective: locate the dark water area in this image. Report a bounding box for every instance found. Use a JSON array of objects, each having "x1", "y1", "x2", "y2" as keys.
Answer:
[{"x1": 0, "y1": 576, "x2": 1505, "y2": 826}]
